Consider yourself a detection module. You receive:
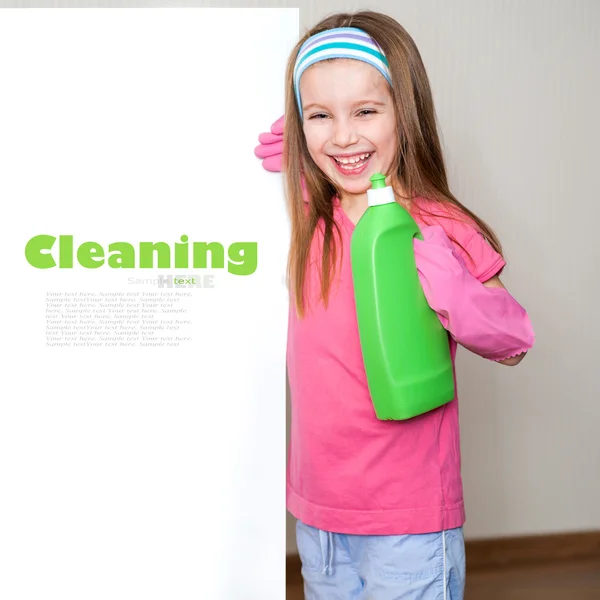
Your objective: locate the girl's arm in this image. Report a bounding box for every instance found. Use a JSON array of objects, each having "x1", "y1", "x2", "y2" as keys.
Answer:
[
  {"x1": 414, "y1": 226, "x2": 535, "y2": 365},
  {"x1": 482, "y1": 275, "x2": 527, "y2": 366}
]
